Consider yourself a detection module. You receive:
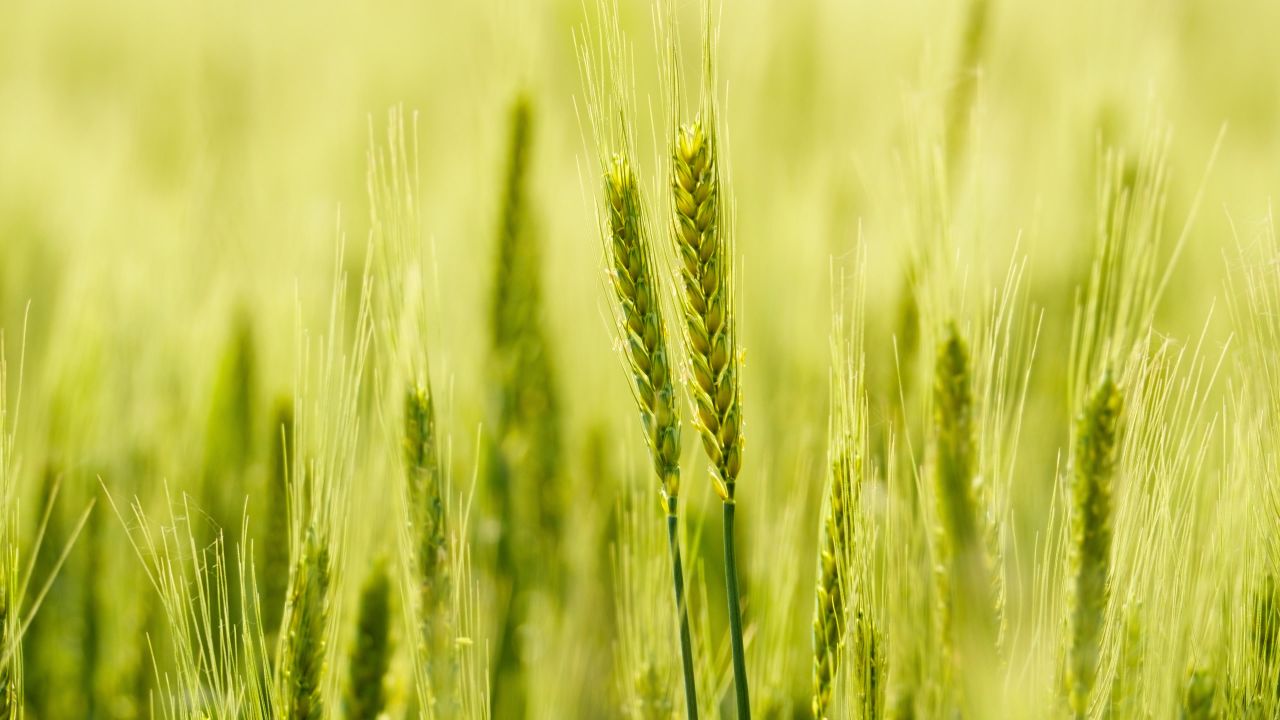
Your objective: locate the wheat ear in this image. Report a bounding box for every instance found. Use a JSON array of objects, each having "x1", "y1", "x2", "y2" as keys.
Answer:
[
  {"x1": 404, "y1": 381, "x2": 457, "y2": 715},
  {"x1": 1067, "y1": 373, "x2": 1122, "y2": 718},
  {"x1": 282, "y1": 526, "x2": 331, "y2": 720},
  {"x1": 671, "y1": 114, "x2": 749, "y2": 717}
]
